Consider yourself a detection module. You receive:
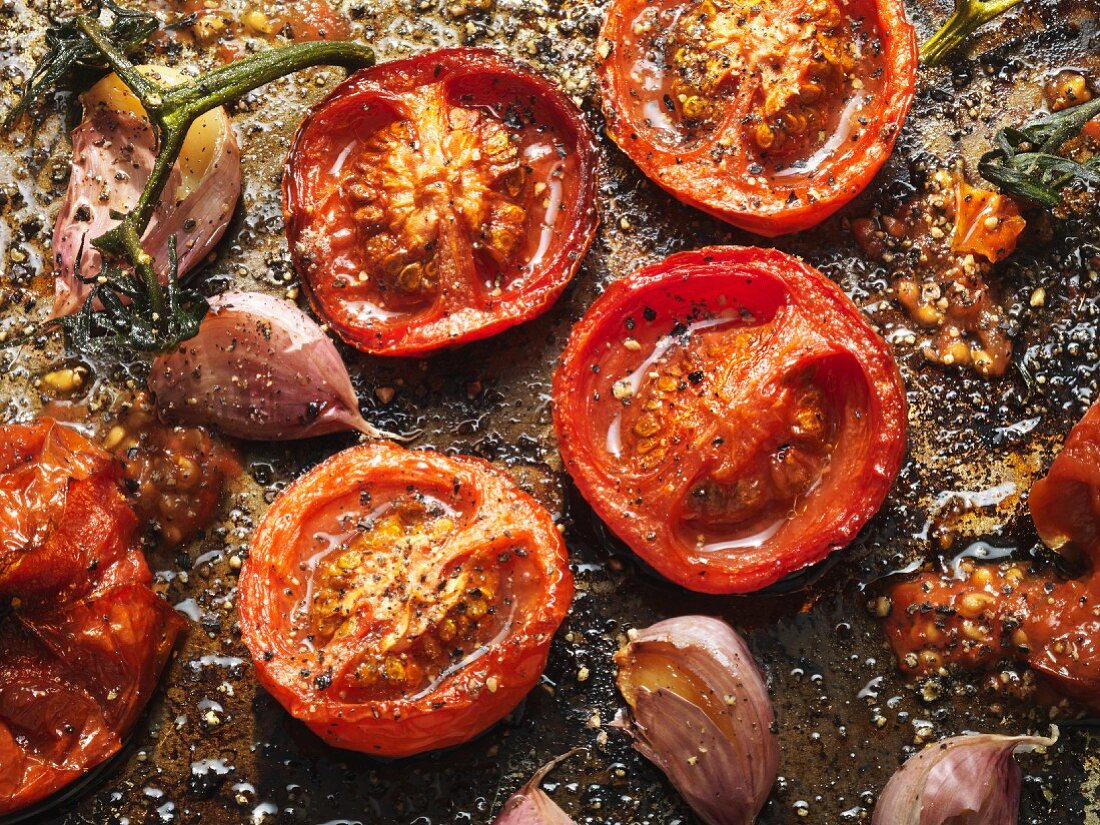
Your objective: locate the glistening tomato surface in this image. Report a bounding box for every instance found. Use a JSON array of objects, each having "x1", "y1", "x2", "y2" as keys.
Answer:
[
  {"x1": 0, "y1": 420, "x2": 183, "y2": 816},
  {"x1": 597, "y1": 0, "x2": 917, "y2": 236},
  {"x1": 553, "y1": 247, "x2": 907, "y2": 594},
  {"x1": 237, "y1": 442, "x2": 573, "y2": 756},
  {"x1": 284, "y1": 48, "x2": 599, "y2": 356}
]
